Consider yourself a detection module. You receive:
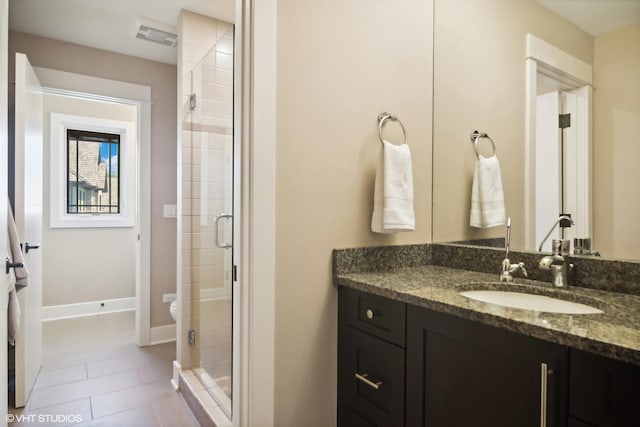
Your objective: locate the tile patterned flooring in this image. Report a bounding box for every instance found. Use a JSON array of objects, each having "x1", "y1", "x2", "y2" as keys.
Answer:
[{"x1": 9, "y1": 312, "x2": 199, "y2": 427}]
